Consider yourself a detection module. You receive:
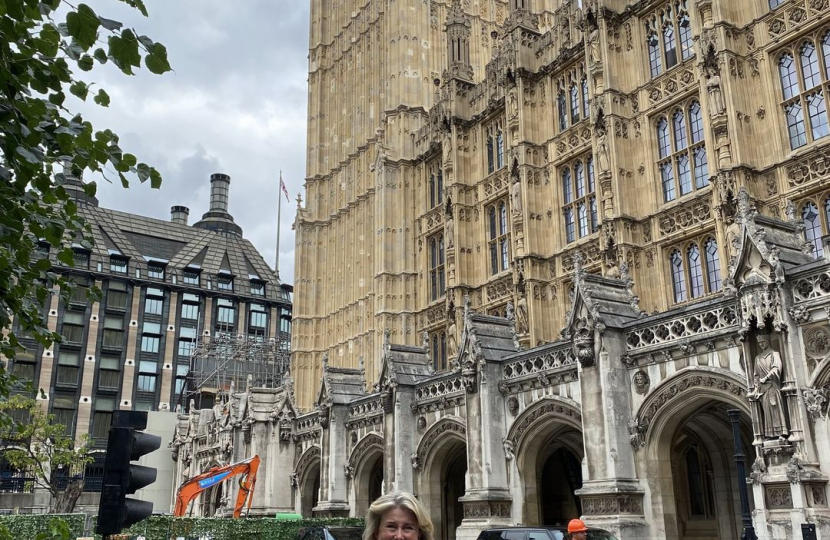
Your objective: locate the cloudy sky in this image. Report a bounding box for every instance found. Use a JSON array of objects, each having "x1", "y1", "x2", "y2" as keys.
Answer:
[{"x1": 74, "y1": 1, "x2": 310, "y2": 285}]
